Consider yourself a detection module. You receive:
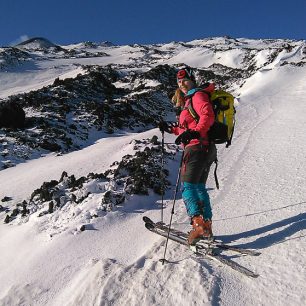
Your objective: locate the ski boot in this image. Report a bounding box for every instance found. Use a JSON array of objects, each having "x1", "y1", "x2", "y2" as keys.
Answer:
[{"x1": 188, "y1": 215, "x2": 213, "y2": 246}]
